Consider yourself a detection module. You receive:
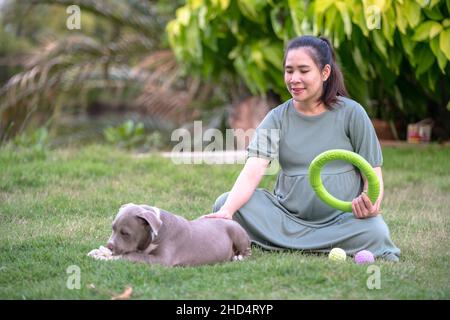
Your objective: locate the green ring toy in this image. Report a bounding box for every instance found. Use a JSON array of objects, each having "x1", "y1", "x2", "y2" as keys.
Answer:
[{"x1": 308, "y1": 149, "x2": 380, "y2": 212}]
